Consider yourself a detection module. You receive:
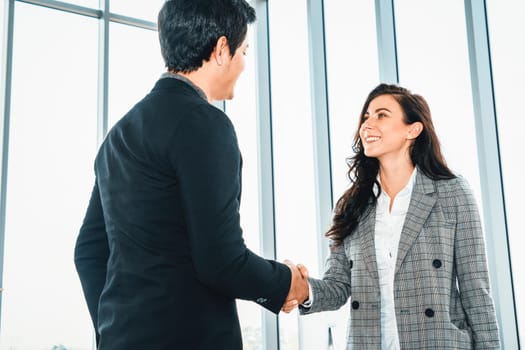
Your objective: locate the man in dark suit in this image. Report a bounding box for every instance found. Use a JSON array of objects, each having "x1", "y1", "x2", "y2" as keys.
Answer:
[{"x1": 74, "y1": 1, "x2": 308, "y2": 348}]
